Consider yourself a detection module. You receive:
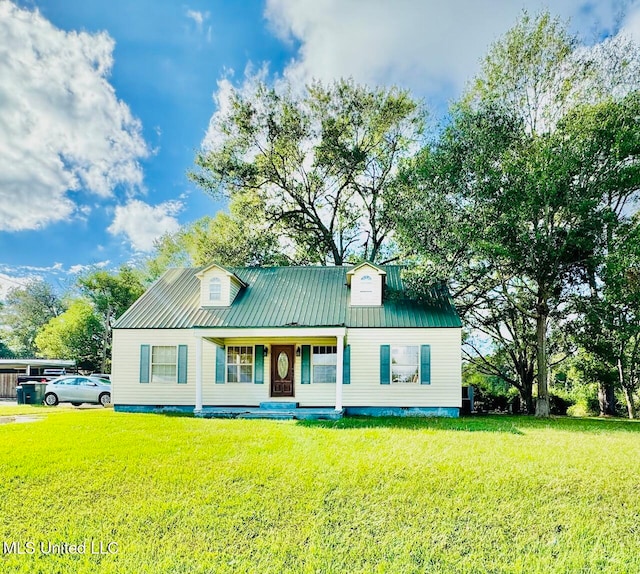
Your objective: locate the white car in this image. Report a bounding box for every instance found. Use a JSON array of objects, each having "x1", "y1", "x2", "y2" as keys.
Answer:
[{"x1": 44, "y1": 376, "x2": 111, "y2": 407}]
